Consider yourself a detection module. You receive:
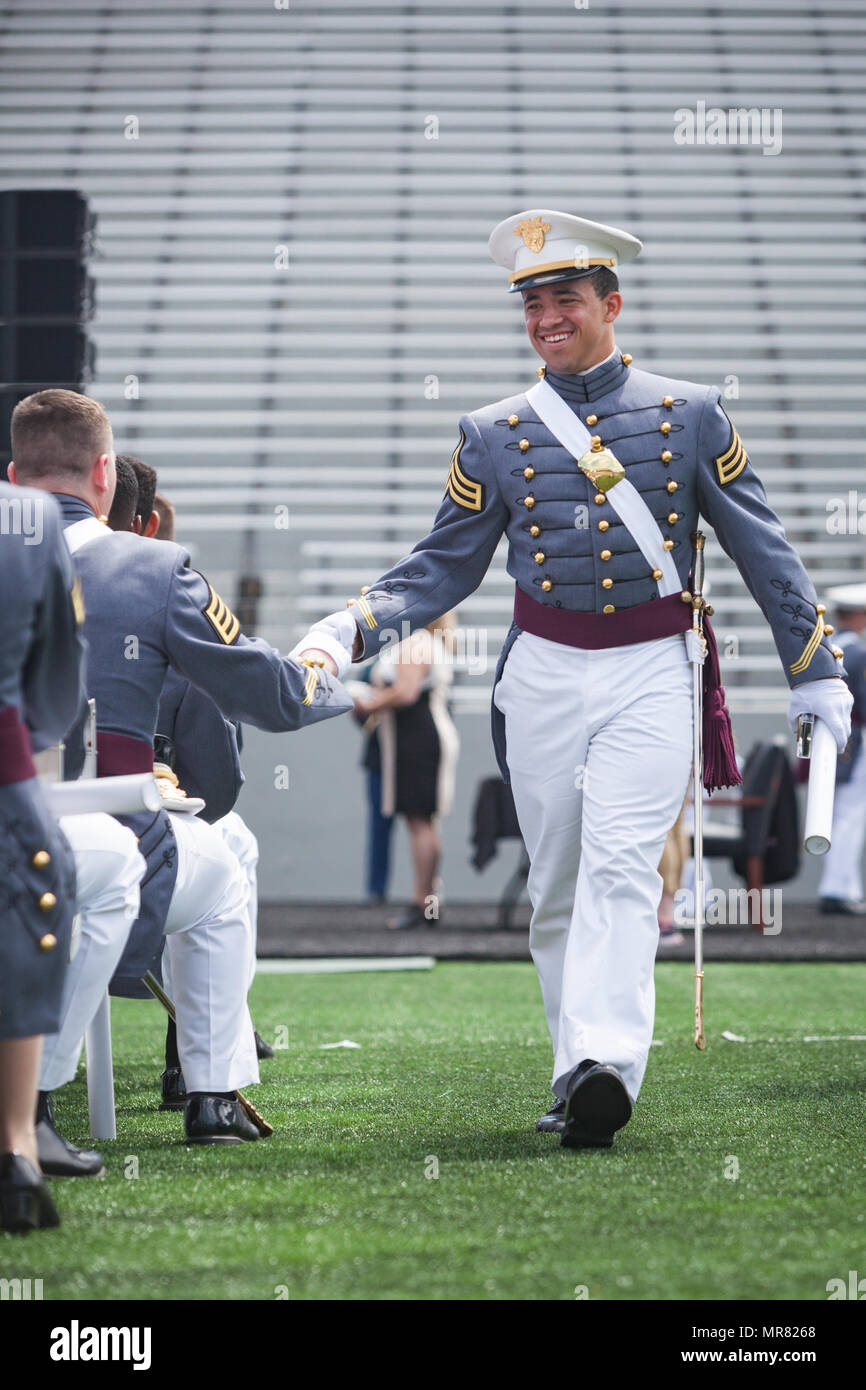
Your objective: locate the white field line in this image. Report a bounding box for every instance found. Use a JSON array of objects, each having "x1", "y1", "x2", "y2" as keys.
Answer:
[{"x1": 254, "y1": 956, "x2": 435, "y2": 975}]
